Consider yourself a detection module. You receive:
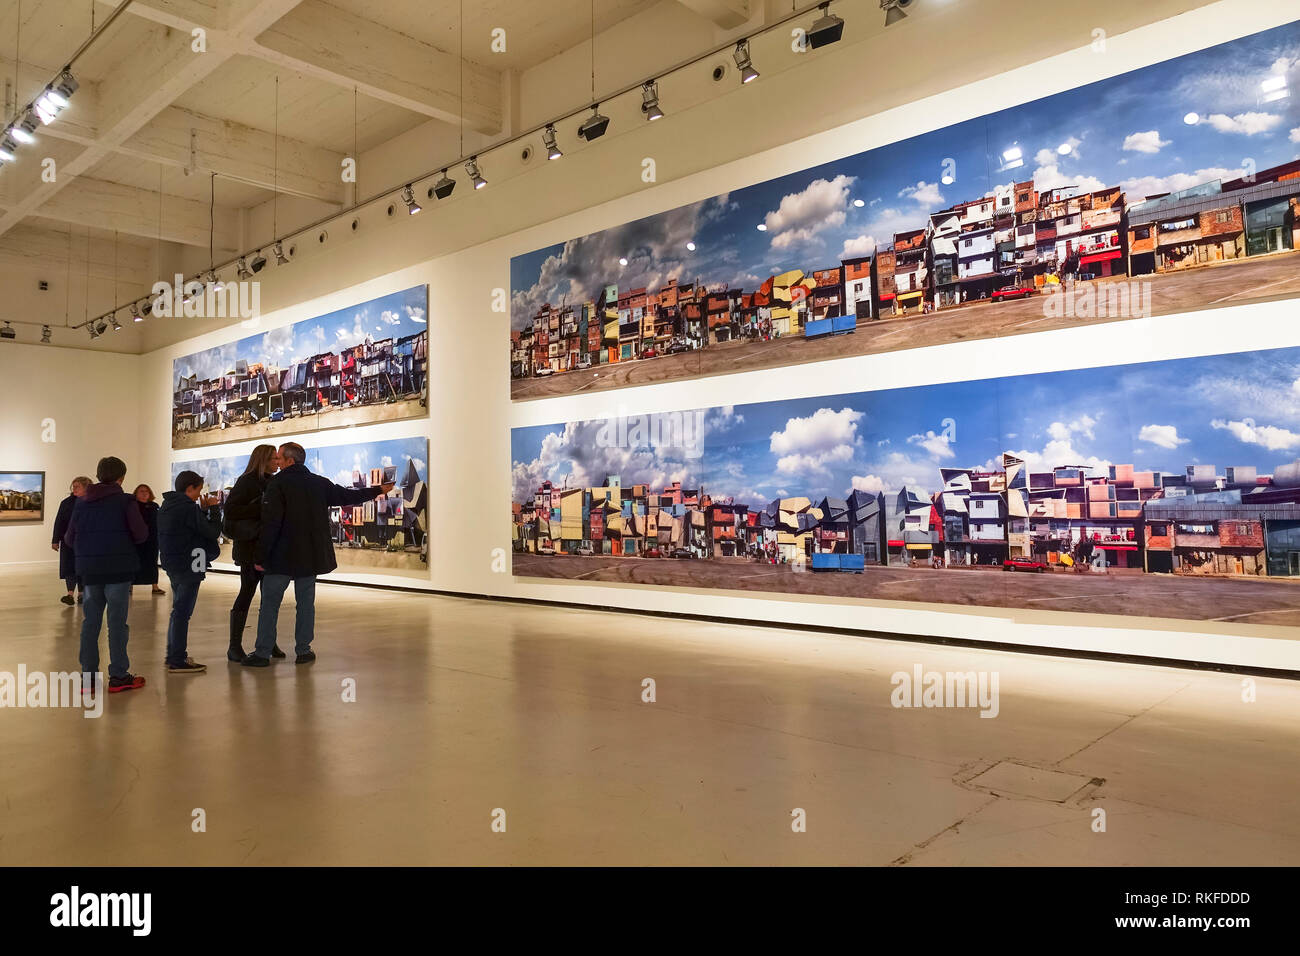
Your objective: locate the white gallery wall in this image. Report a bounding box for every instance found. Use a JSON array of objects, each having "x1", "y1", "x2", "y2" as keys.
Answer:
[
  {"x1": 126, "y1": 0, "x2": 1300, "y2": 670},
  {"x1": 0, "y1": 343, "x2": 143, "y2": 564}
]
